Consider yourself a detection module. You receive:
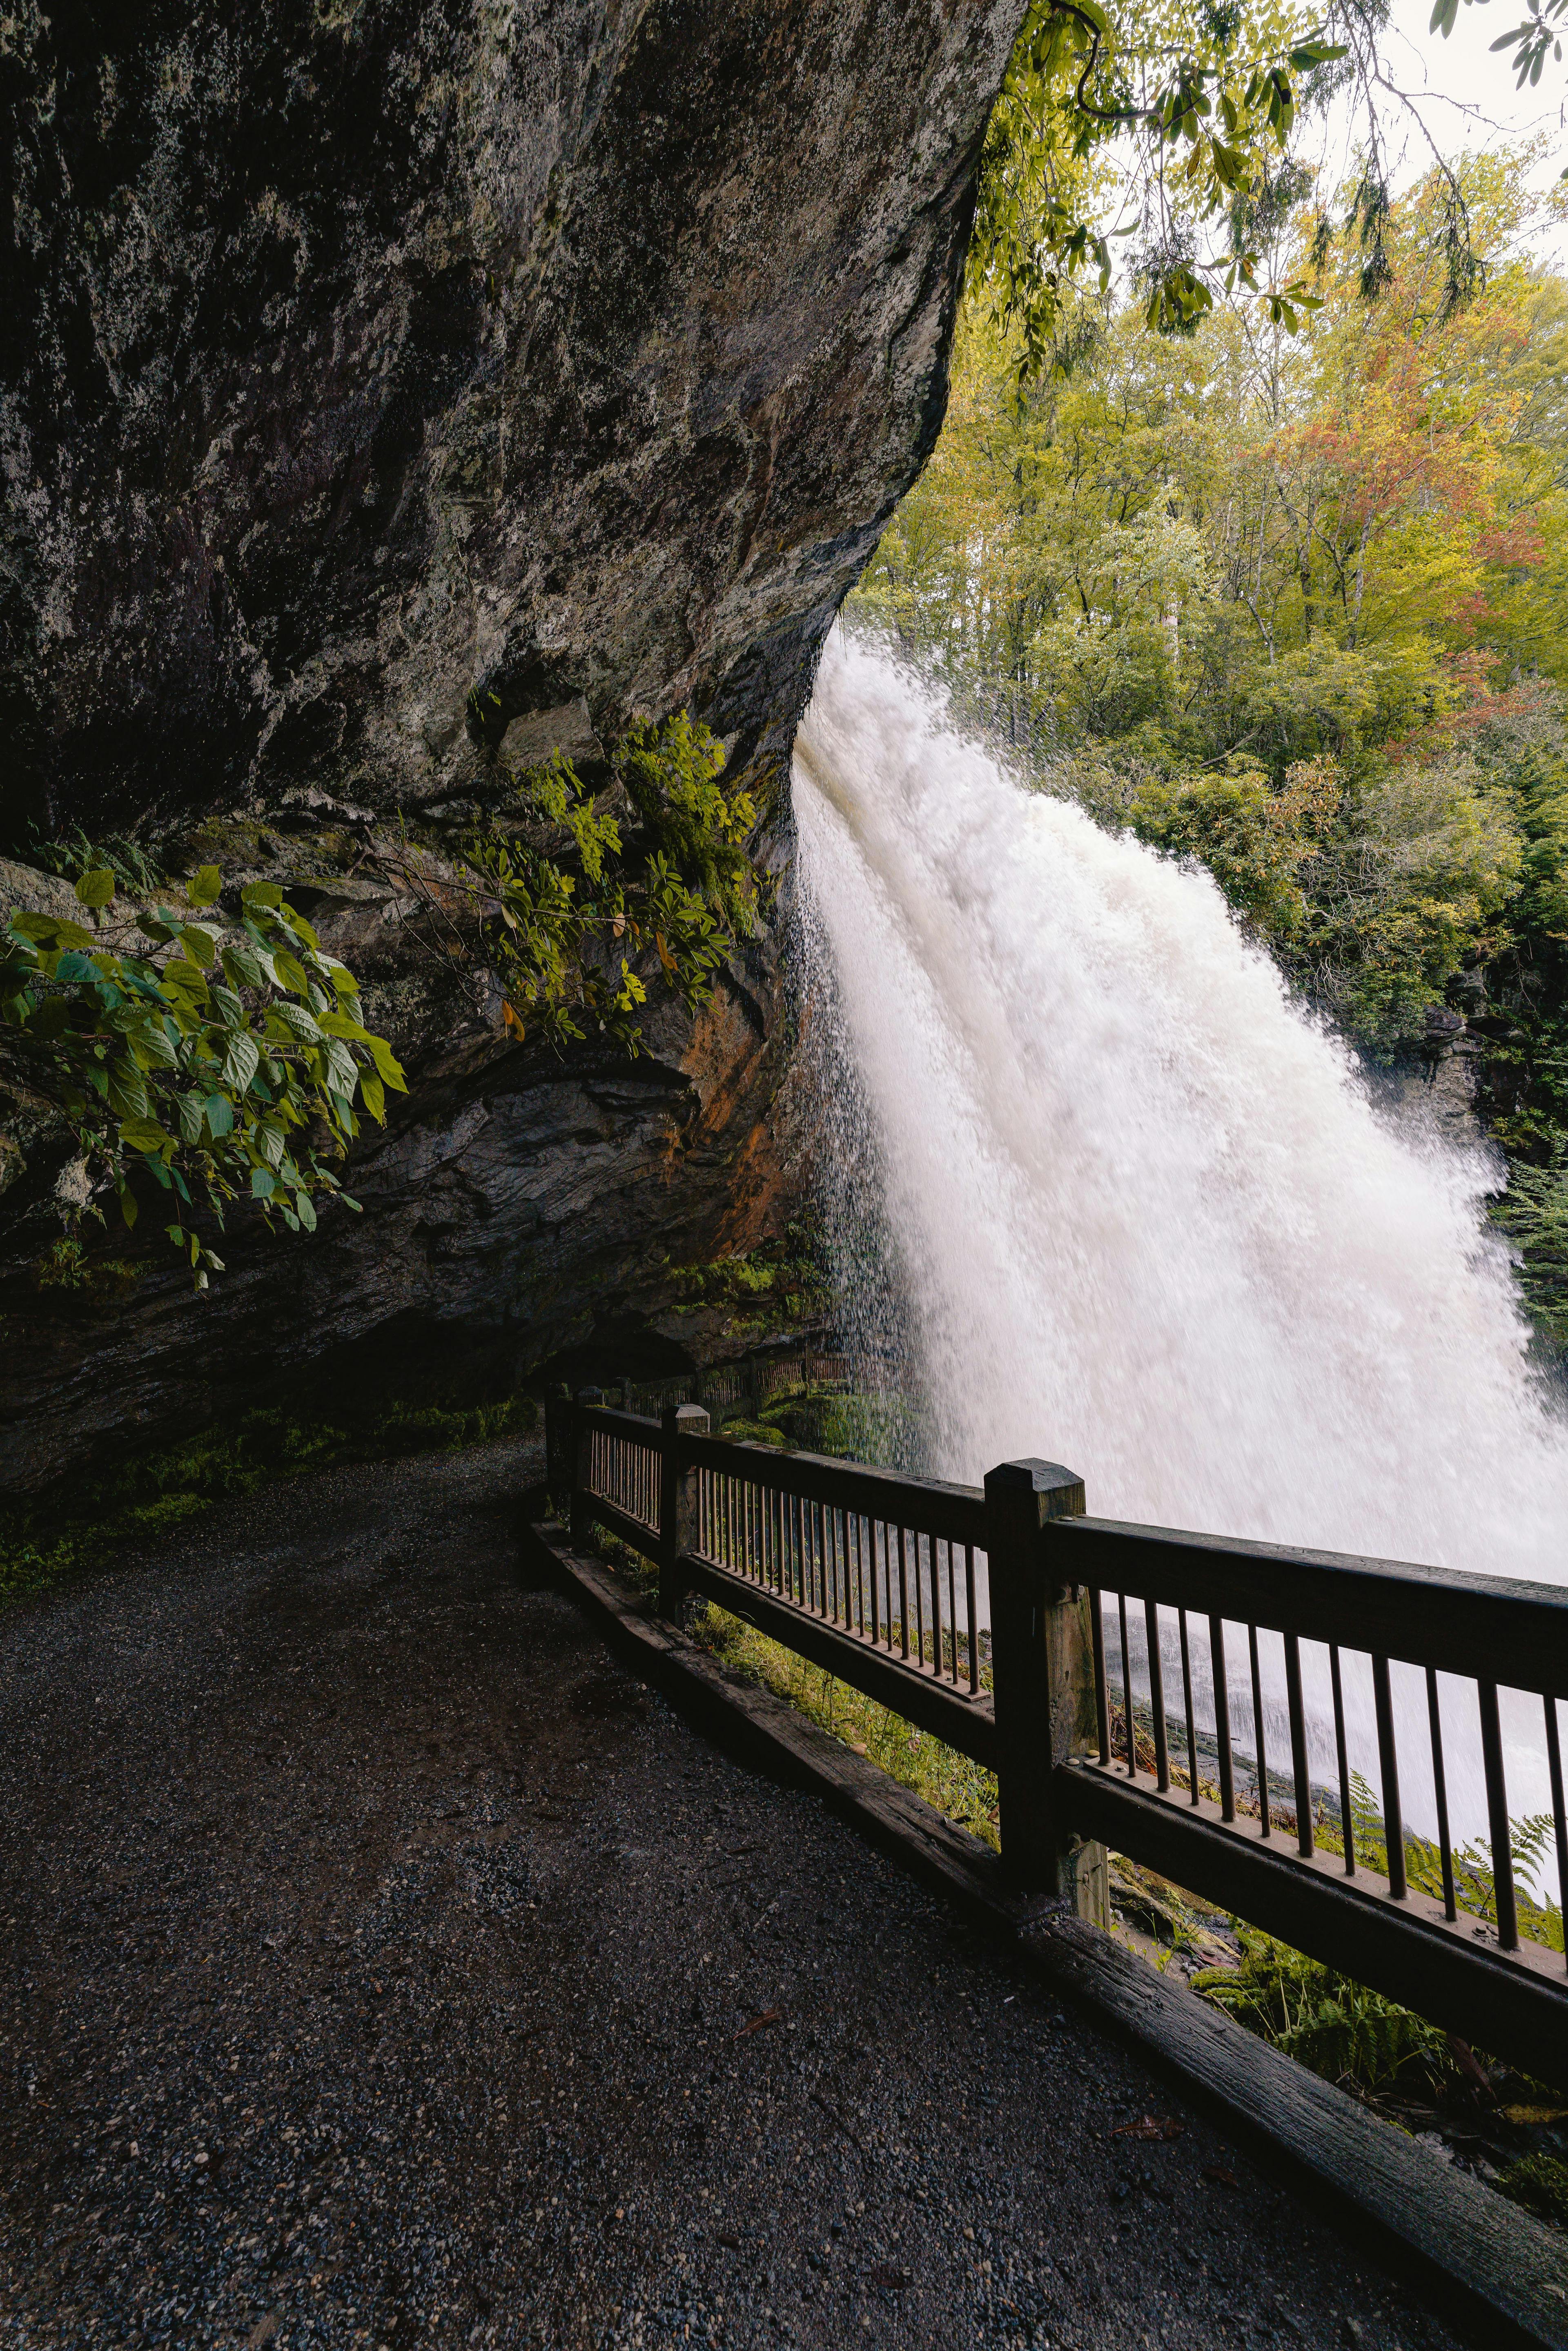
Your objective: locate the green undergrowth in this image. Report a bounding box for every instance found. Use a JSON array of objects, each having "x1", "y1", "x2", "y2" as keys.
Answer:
[
  {"x1": 1192, "y1": 1924, "x2": 1465, "y2": 2096},
  {"x1": 728, "y1": 1386, "x2": 921, "y2": 1466},
  {"x1": 581, "y1": 1523, "x2": 1000, "y2": 1847},
  {"x1": 1188, "y1": 1922, "x2": 1568, "y2": 2231},
  {"x1": 697, "y1": 1600, "x2": 1001, "y2": 1850},
  {"x1": 0, "y1": 1392, "x2": 540, "y2": 1609}
]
